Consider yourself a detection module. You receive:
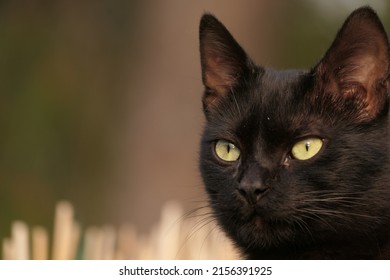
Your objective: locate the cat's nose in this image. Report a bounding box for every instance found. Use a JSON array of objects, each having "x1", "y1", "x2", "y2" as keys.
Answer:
[
  {"x1": 237, "y1": 164, "x2": 270, "y2": 203},
  {"x1": 236, "y1": 183, "x2": 269, "y2": 204}
]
